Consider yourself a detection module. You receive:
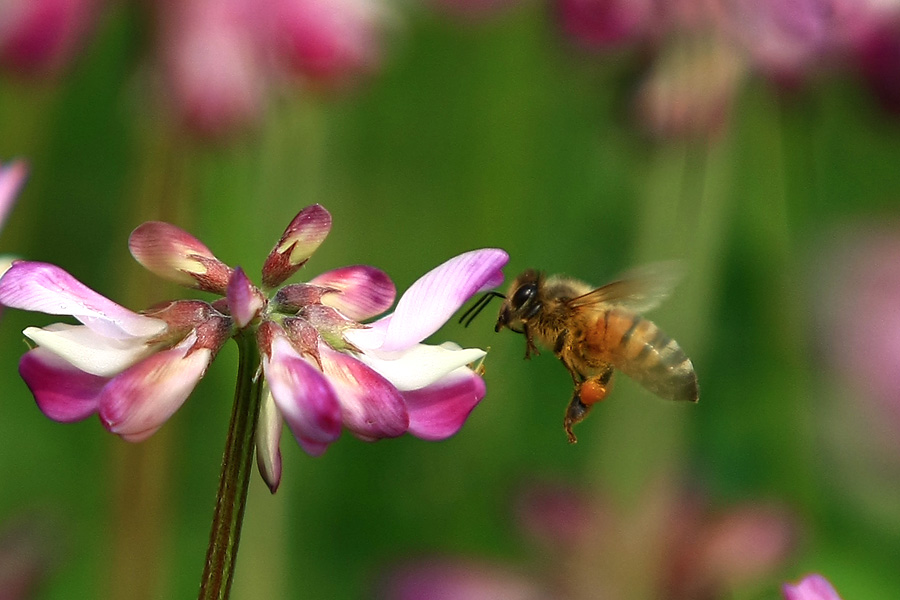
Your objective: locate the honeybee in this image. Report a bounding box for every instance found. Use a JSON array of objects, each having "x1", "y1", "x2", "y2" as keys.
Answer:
[{"x1": 461, "y1": 264, "x2": 698, "y2": 443}]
